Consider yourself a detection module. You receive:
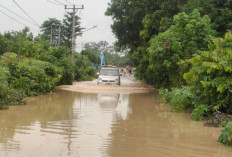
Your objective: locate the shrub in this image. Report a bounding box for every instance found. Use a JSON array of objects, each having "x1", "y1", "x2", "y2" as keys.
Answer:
[
  {"x1": 74, "y1": 66, "x2": 97, "y2": 81},
  {"x1": 39, "y1": 47, "x2": 74, "y2": 85},
  {"x1": 1, "y1": 53, "x2": 61, "y2": 96},
  {"x1": 218, "y1": 121, "x2": 232, "y2": 145},
  {"x1": 158, "y1": 87, "x2": 194, "y2": 111},
  {"x1": 184, "y1": 32, "x2": 232, "y2": 115},
  {"x1": 74, "y1": 54, "x2": 97, "y2": 81},
  {"x1": 147, "y1": 9, "x2": 214, "y2": 88},
  {"x1": 191, "y1": 105, "x2": 209, "y2": 121},
  {"x1": 0, "y1": 83, "x2": 25, "y2": 109},
  {"x1": 0, "y1": 65, "x2": 10, "y2": 84}
]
